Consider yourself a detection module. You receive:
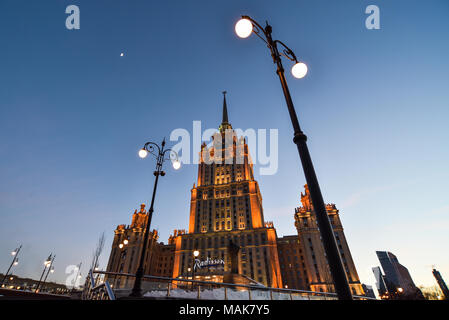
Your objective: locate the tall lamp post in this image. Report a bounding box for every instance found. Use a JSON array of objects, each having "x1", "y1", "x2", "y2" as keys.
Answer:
[
  {"x1": 1, "y1": 245, "x2": 22, "y2": 286},
  {"x1": 36, "y1": 254, "x2": 52, "y2": 292},
  {"x1": 130, "y1": 138, "x2": 180, "y2": 297},
  {"x1": 235, "y1": 16, "x2": 352, "y2": 300},
  {"x1": 42, "y1": 255, "x2": 56, "y2": 292}
]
